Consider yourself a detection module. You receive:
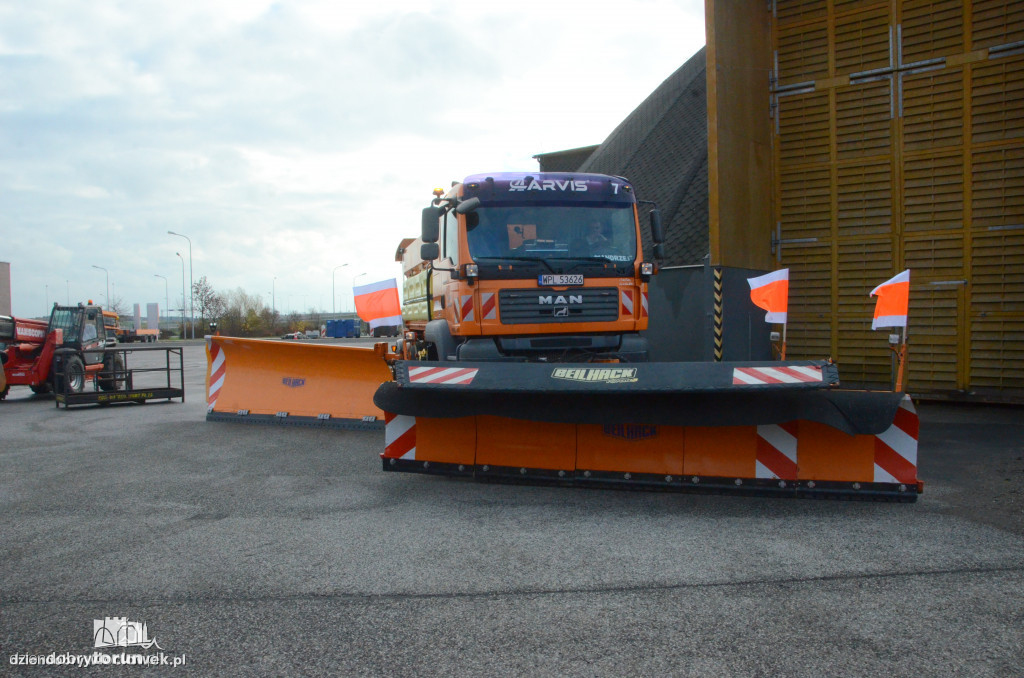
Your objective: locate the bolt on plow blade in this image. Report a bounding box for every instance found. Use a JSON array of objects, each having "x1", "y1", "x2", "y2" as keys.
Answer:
[
  {"x1": 376, "y1": 360, "x2": 922, "y2": 502},
  {"x1": 206, "y1": 336, "x2": 390, "y2": 429},
  {"x1": 381, "y1": 396, "x2": 922, "y2": 502},
  {"x1": 375, "y1": 359, "x2": 903, "y2": 435}
]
